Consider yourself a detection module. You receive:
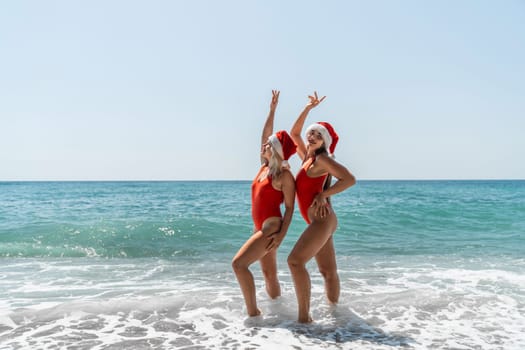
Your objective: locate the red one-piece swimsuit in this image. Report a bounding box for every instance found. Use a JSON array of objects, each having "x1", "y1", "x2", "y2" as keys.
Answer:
[
  {"x1": 251, "y1": 166, "x2": 283, "y2": 231},
  {"x1": 295, "y1": 157, "x2": 328, "y2": 224}
]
